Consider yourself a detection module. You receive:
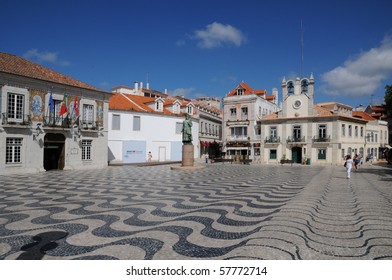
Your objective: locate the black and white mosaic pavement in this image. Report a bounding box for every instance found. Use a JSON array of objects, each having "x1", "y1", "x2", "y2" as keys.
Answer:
[{"x1": 1, "y1": 163, "x2": 391, "y2": 259}]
